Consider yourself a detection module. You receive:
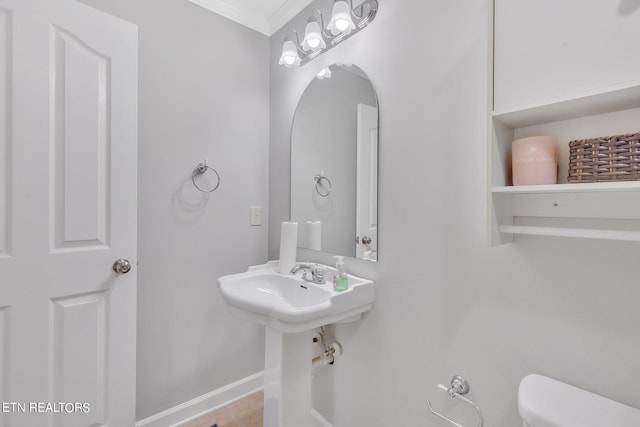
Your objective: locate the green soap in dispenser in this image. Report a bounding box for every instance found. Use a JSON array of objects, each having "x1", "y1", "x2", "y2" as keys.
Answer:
[{"x1": 333, "y1": 256, "x2": 348, "y2": 292}]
